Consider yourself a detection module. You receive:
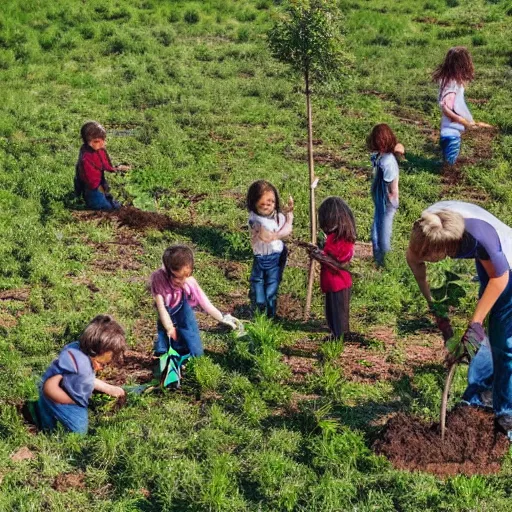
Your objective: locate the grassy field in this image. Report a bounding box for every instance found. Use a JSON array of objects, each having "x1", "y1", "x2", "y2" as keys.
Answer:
[{"x1": 2, "y1": 0, "x2": 512, "y2": 509}]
